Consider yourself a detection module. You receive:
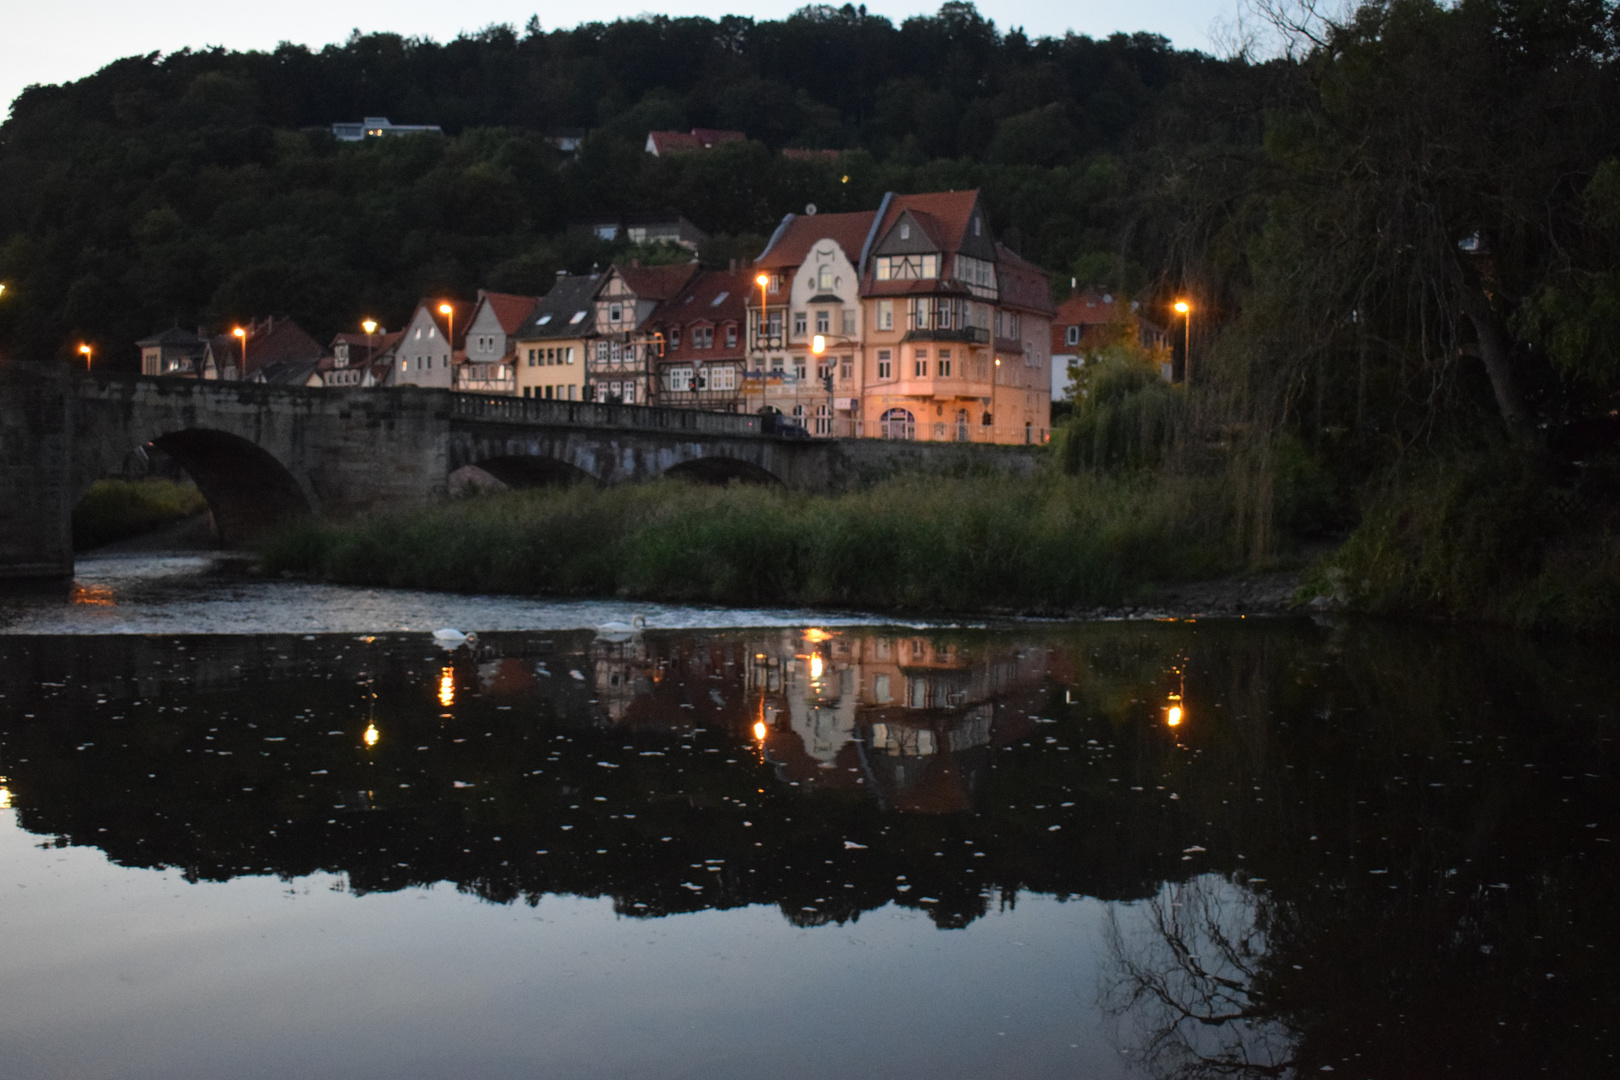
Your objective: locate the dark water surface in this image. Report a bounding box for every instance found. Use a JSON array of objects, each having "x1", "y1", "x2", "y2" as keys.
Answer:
[{"x1": 0, "y1": 560, "x2": 1615, "y2": 1078}]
